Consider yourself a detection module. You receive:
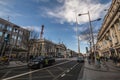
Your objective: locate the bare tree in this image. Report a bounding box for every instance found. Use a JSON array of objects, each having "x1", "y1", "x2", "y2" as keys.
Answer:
[{"x1": 23, "y1": 28, "x2": 39, "y2": 62}]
